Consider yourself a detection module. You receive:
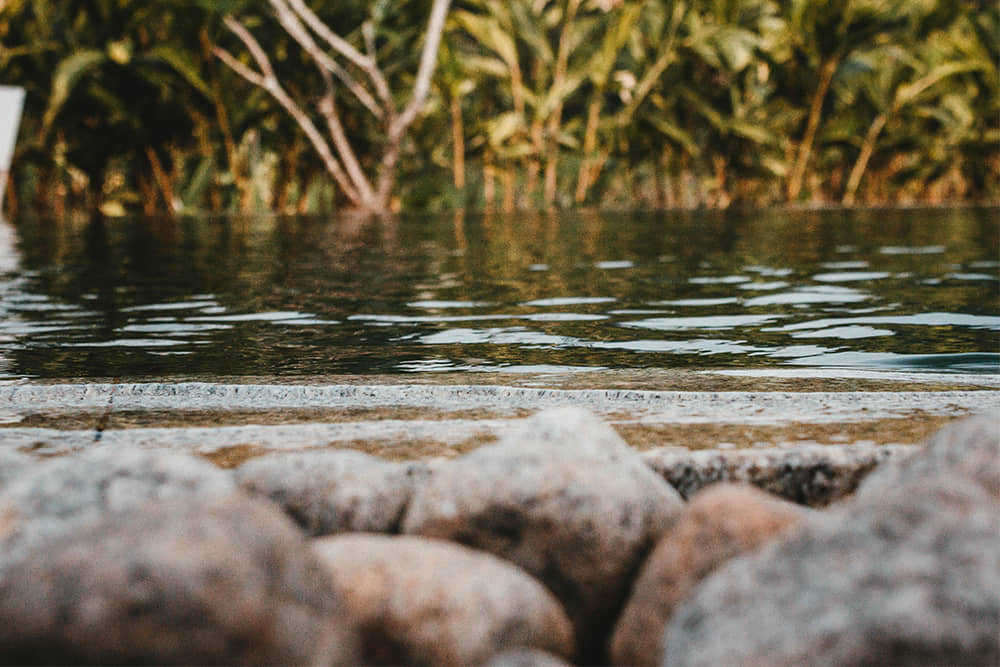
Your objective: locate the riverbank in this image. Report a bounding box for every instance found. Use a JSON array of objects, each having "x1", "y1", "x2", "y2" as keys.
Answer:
[{"x1": 0, "y1": 398, "x2": 996, "y2": 664}]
